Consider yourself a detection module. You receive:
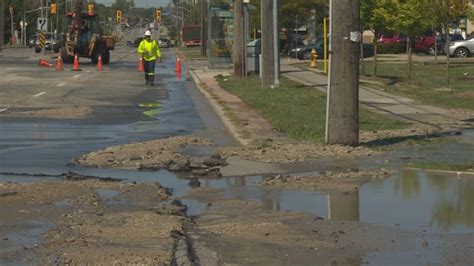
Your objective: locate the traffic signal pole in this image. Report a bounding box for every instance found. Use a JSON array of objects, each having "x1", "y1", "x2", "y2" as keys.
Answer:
[{"x1": 325, "y1": 0, "x2": 360, "y2": 146}]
